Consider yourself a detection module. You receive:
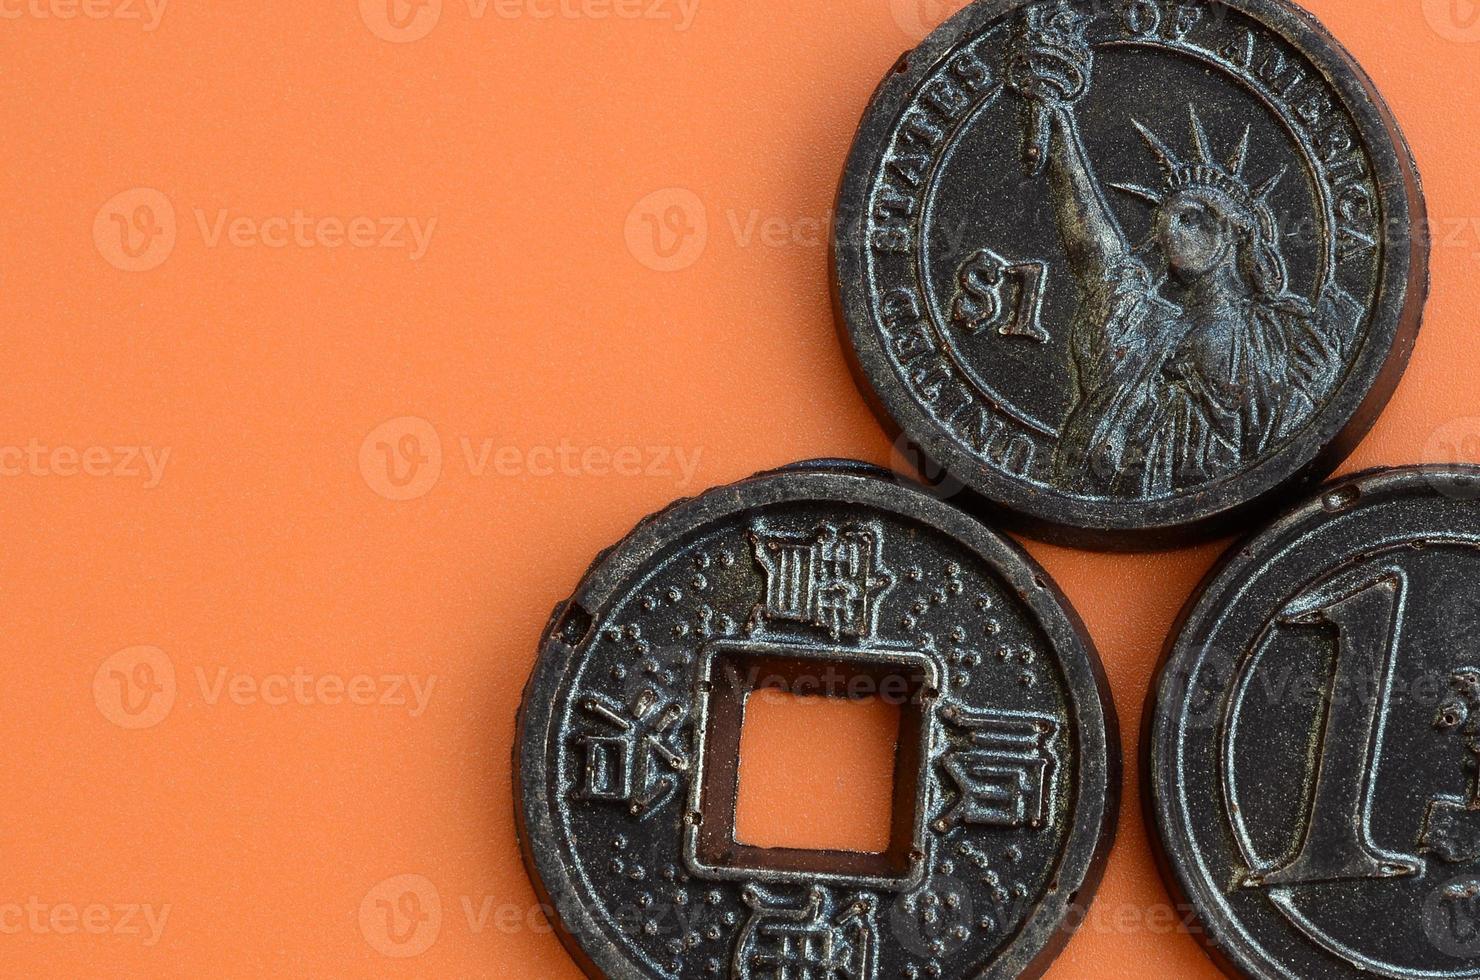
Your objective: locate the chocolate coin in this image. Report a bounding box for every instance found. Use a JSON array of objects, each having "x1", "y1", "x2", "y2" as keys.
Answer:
[
  {"x1": 833, "y1": 0, "x2": 1427, "y2": 549},
  {"x1": 516, "y1": 460, "x2": 1119, "y2": 978},
  {"x1": 1147, "y1": 465, "x2": 1480, "y2": 978}
]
